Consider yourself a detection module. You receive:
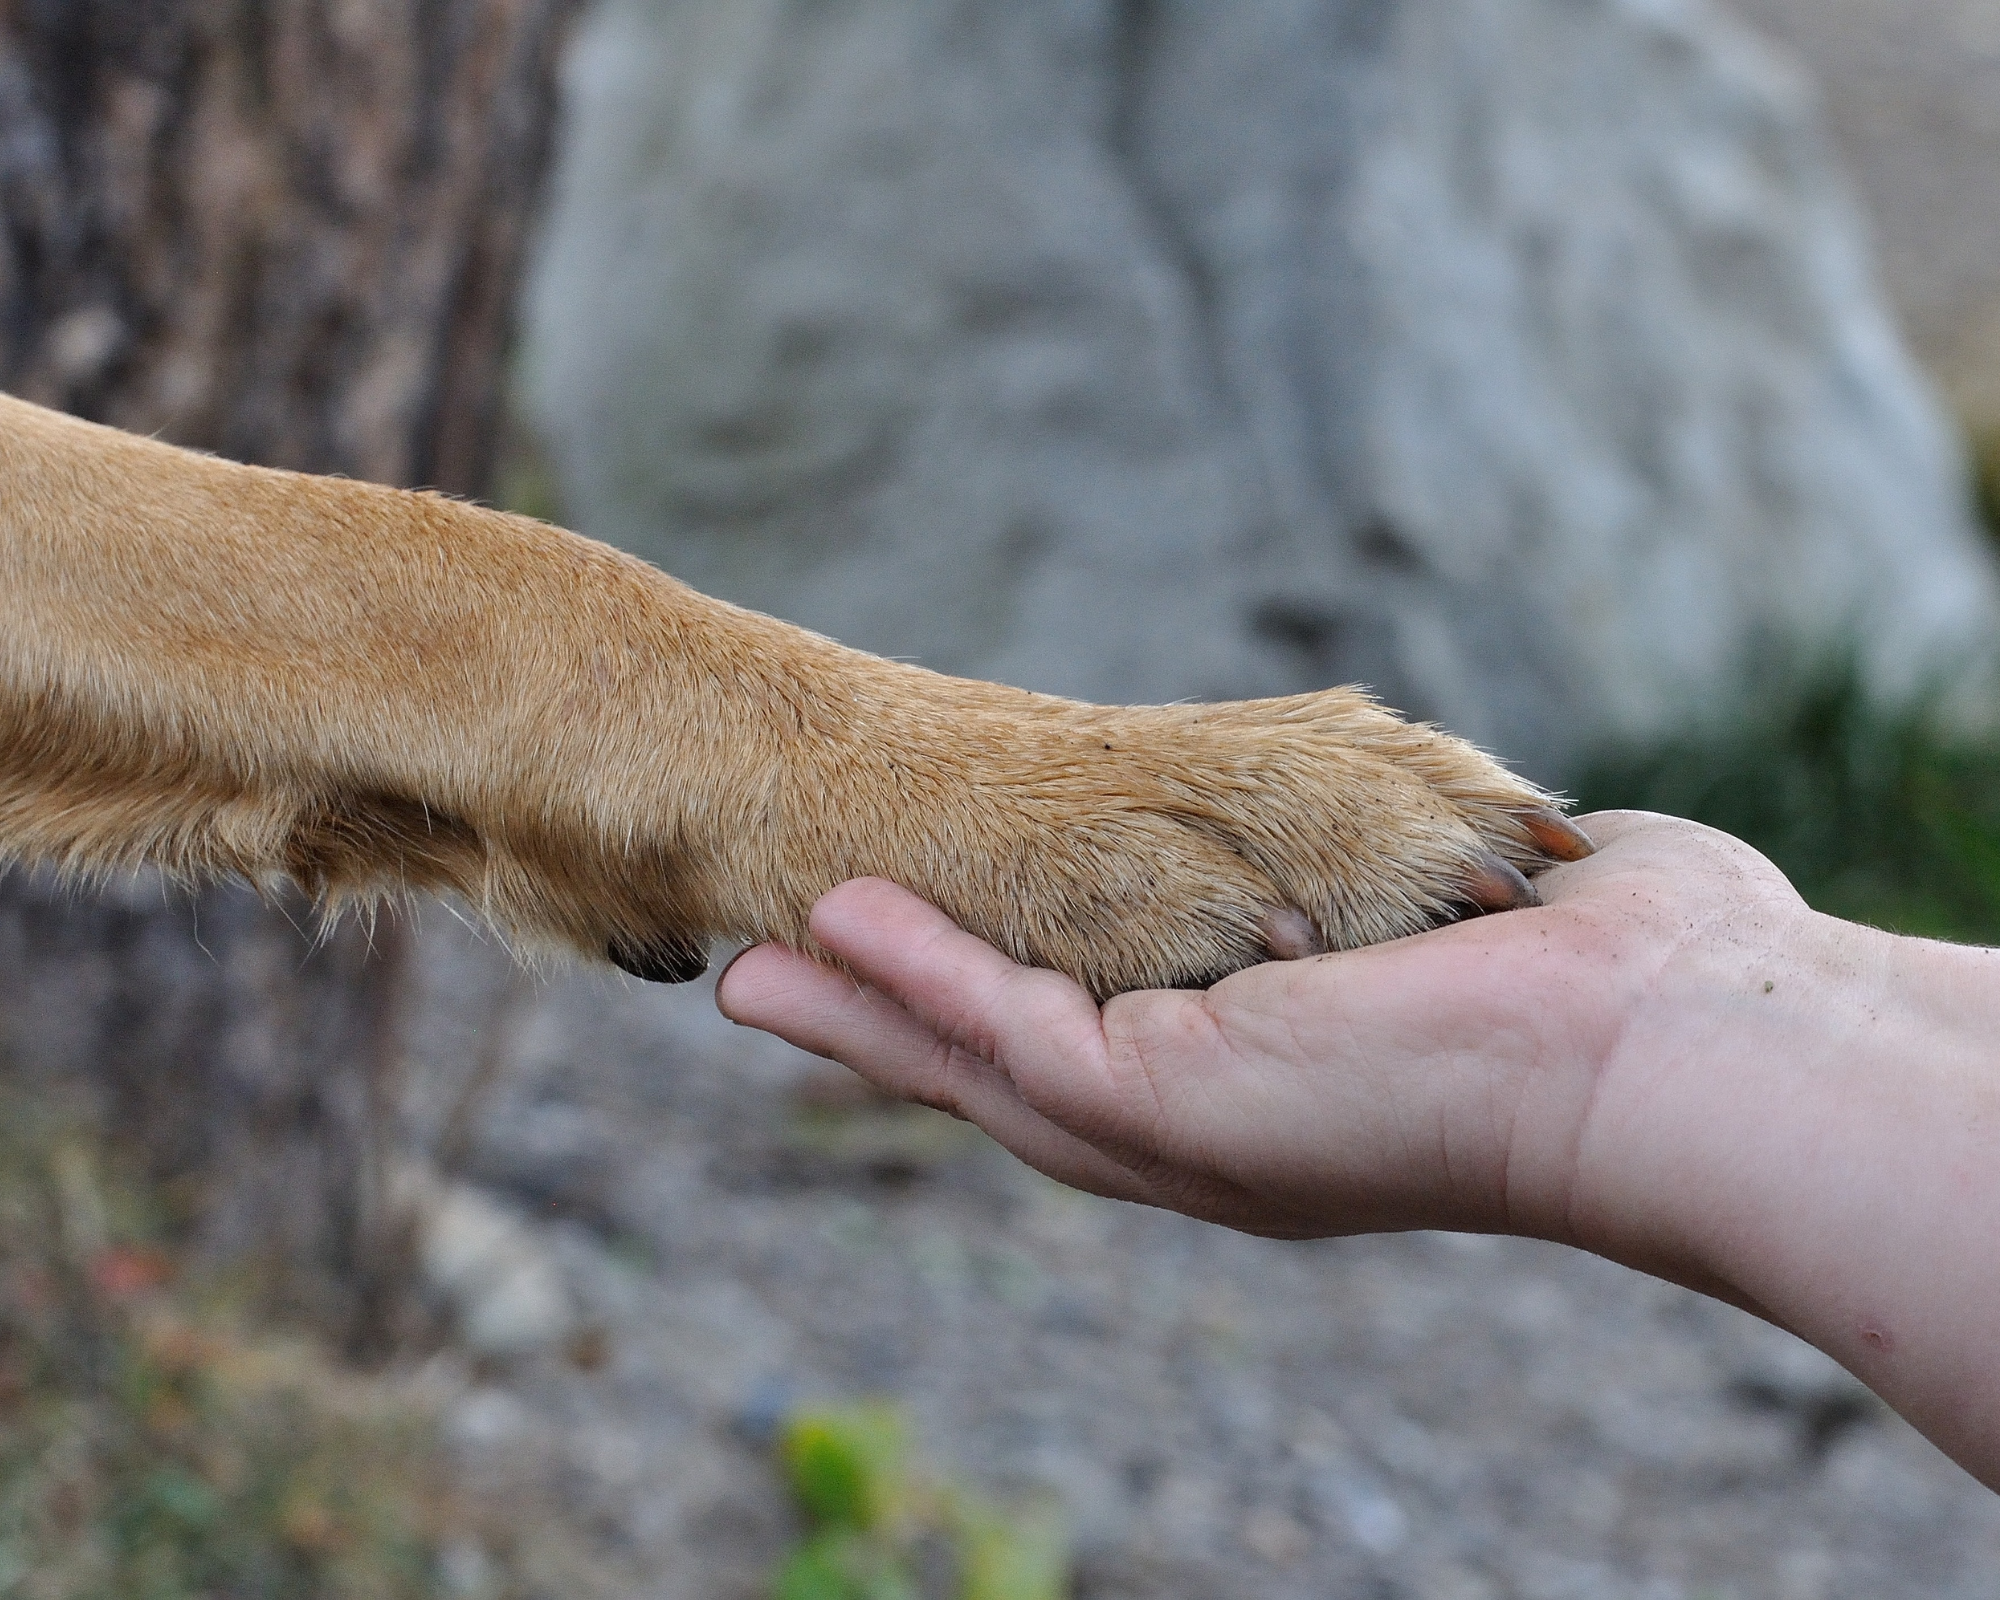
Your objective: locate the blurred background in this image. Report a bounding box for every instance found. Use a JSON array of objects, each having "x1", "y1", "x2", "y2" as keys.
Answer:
[{"x1": 2, "y1": 1, "x2": 2000, "y2": 1596}]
